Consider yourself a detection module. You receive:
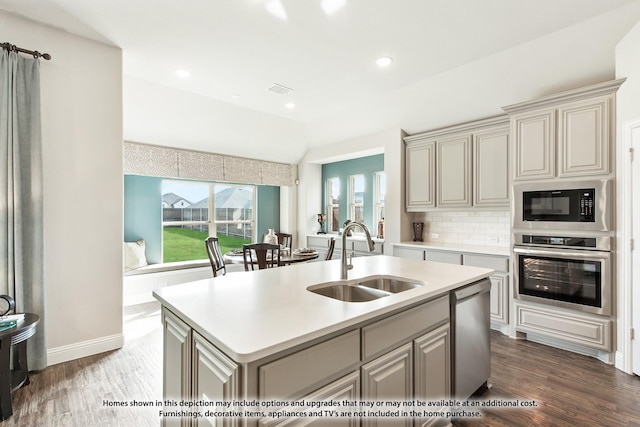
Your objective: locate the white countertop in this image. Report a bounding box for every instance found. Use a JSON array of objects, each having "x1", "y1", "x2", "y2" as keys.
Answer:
[
  {"x1": 153, "y1": 255, "x2": 492, "y2": 363},
  {"x1": 393, "y1": 241, "x2": 511, "y2": 257}
]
